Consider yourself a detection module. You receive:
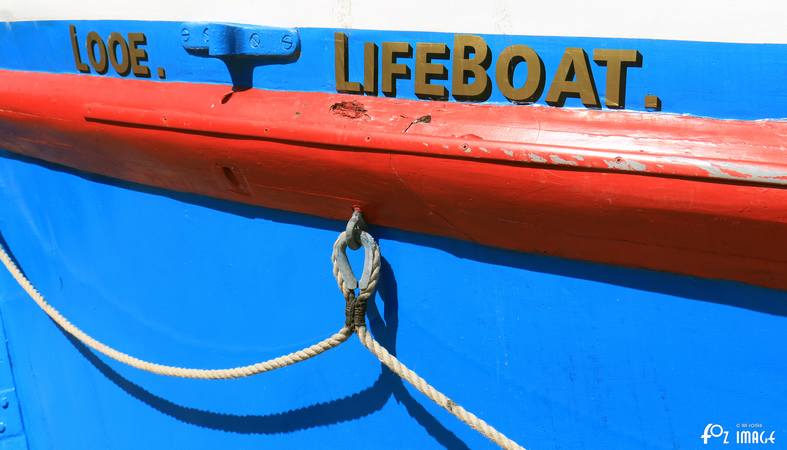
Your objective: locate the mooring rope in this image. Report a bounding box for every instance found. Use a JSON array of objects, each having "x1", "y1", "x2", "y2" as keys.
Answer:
[
  {"x1": 0, "y1": 244, "x2": 352, "y2": 379},
  {"x1": 0, "y1": 212, "x2": 525, "y2": 450},
  {"x1": 356, "y1": 327, "x2": 523, "y2": 450}
]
